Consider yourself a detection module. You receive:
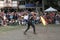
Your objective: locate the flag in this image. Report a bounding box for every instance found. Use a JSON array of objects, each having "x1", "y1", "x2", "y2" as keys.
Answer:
[{"x1": 40, "y1": 16, "x2": 47, "y2": 26}]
